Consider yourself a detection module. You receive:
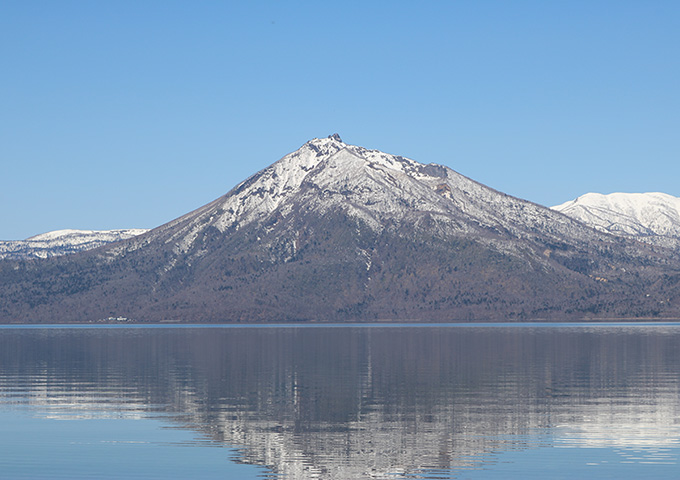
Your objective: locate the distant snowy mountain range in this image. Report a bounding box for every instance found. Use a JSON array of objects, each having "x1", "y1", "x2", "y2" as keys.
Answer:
[
  {"x1": 553, "y1": 192, "x2": 680, "y2": 248},
  {"x1": 4, "y1": 192, "x2": 678, "y2": 262},
  {"x1": 0, "y1": 229, "x2": 148, "y2": 260}
]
